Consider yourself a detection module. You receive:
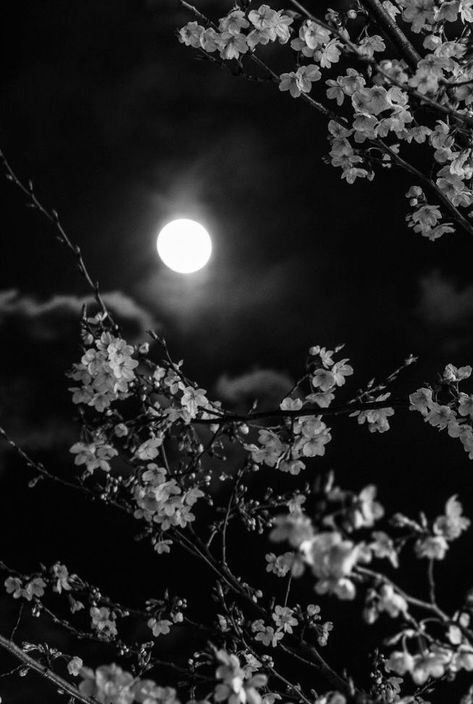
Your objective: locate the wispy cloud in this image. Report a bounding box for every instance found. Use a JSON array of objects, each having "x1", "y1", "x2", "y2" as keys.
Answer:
[
  {"x1": 418, "y1": 271, "x2": 473, "y2": 327},
  {"x1": 215, "y1": 368, "x2": 294, "y2": 411},
  {"x1": 0, "y1": 289, "x2": 158, "y2": 342}
]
